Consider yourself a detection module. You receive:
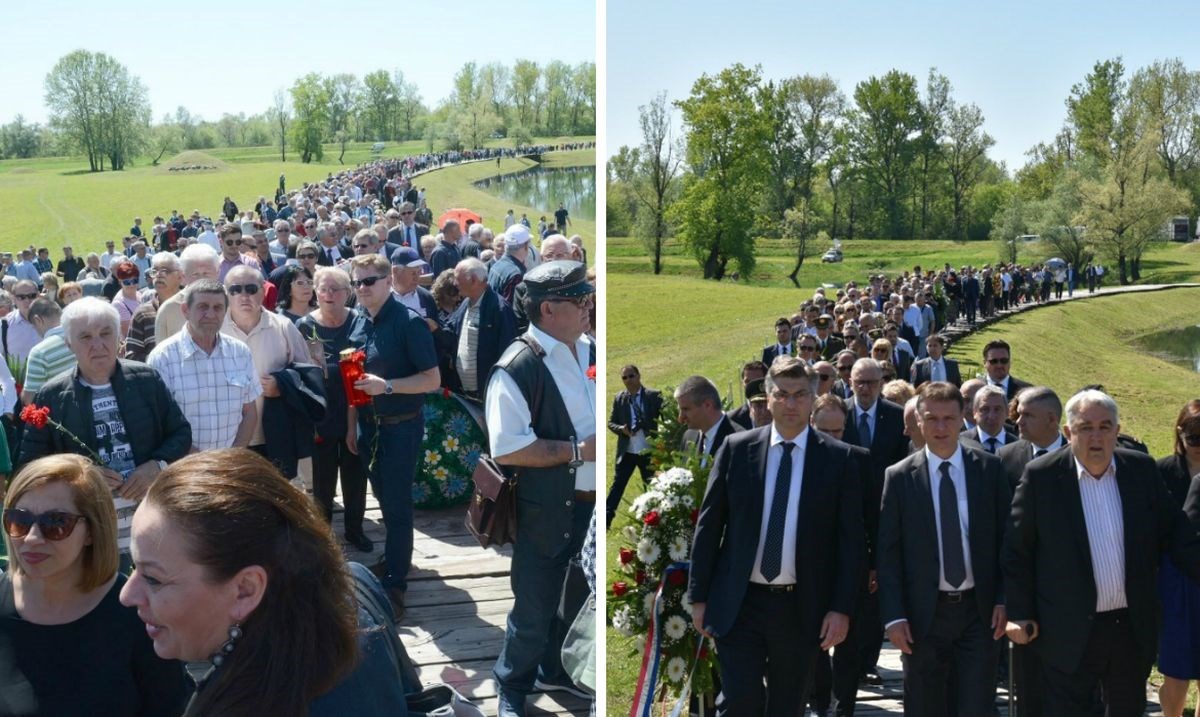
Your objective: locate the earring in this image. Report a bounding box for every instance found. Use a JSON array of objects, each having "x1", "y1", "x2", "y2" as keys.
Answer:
[{"x1": 210, "y1": 623, "x2": 243, "y2": 667}]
